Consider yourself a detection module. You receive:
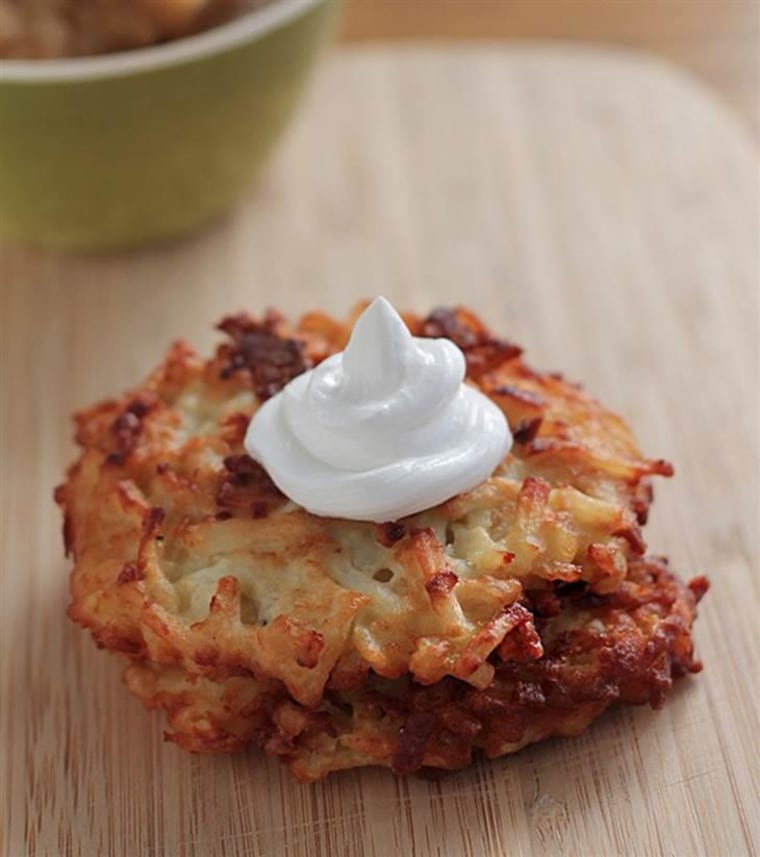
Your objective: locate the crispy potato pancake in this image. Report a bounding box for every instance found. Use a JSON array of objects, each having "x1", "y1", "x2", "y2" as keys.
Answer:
[{"x1": 56, "y1": 305, "x2": 706, "y2": 780}]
